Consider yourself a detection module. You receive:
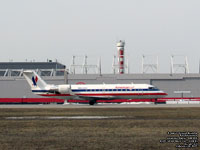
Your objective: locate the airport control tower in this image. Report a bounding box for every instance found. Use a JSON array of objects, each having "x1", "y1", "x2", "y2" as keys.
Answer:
[{"x1": 117, "y1": 40, "x2": 125, "y2": 74}]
